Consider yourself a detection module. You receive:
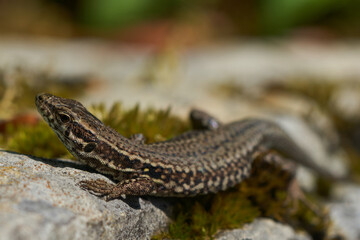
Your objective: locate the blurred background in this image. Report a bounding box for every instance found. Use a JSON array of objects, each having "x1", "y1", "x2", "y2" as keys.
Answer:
[
  {"x1": 1, "y1": 0, "x2": 360, "y2": 153},
  {"x1": 0, "y1": 0, "x2": 359, "y2": 108},
  {"x1": 0, "y1": 0, "x2": 359, "y2": 40}
]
